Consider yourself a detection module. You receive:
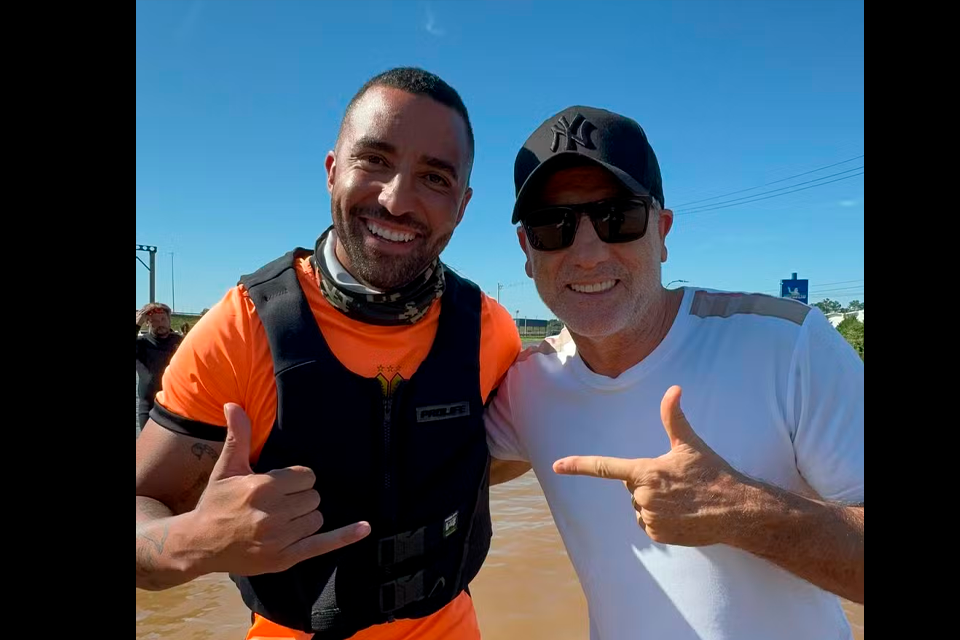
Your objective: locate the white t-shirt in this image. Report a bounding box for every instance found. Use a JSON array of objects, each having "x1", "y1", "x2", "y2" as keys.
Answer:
[{"x1": 485, "y1": 287, "x2": 863, "y2": 640}]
